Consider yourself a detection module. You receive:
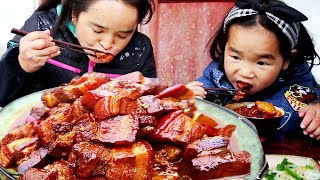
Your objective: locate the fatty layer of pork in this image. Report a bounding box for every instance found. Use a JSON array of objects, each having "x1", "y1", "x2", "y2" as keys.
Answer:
[{"x1": 0, "y1": 72, "x2": 251, "y2": 180}]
